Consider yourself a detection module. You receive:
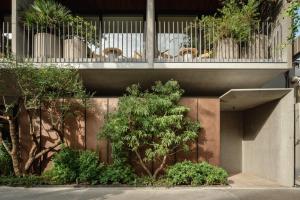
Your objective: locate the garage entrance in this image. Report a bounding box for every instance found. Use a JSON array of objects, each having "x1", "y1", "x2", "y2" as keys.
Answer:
[{"x1": 220, "y1": 89, "x2": 294, "y2": 187}]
